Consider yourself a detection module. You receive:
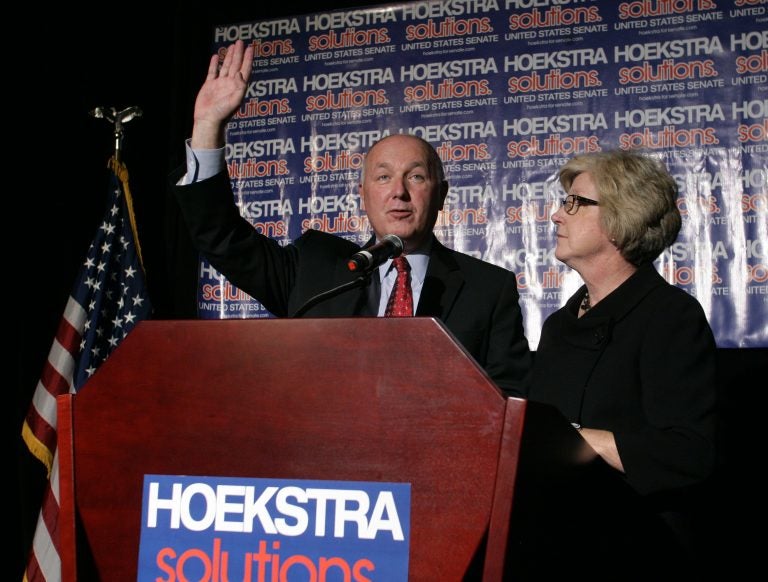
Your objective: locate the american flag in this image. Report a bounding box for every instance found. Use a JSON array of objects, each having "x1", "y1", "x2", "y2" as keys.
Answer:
[{"x1": 21, "y1": 158, "x2": 152, "y2": 582}]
